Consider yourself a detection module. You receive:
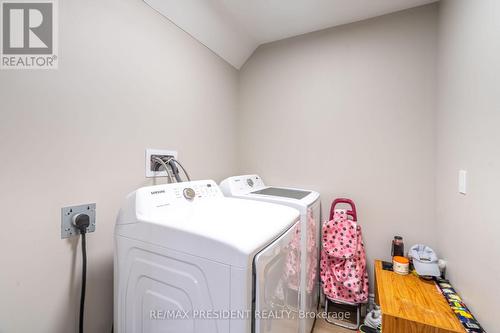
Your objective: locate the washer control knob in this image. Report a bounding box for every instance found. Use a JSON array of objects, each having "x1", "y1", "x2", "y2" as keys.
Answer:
[
  {"x1": 247, "y1": 178, "x2": 254, "y2": 187},
  {"x1": 183, "y1": 188, "x2": 196, "y2": 200}
]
